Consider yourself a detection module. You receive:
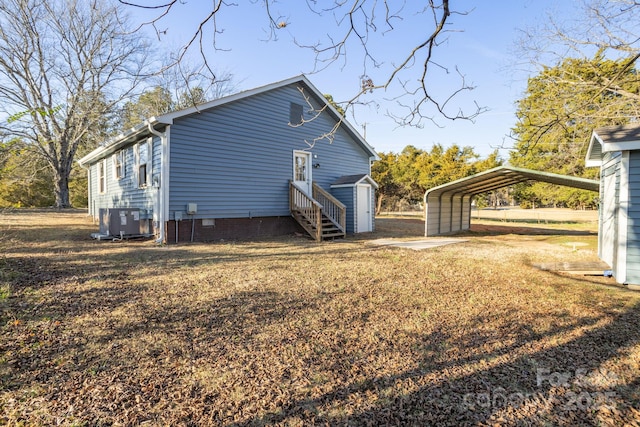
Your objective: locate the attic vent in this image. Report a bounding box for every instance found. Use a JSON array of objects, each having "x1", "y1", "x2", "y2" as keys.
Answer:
[{"x1": 289, "y1": 102, "x2": 303, "y2": 125}]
